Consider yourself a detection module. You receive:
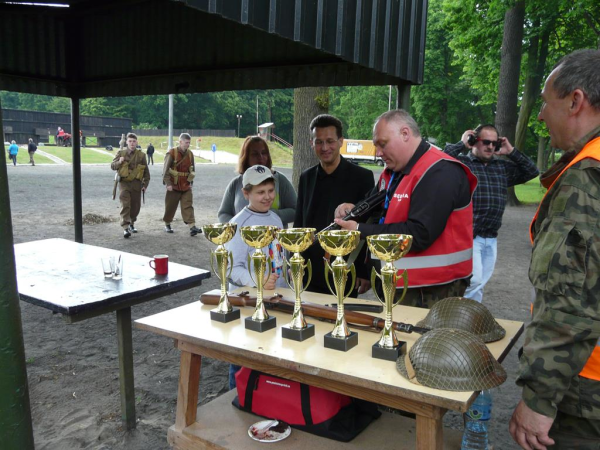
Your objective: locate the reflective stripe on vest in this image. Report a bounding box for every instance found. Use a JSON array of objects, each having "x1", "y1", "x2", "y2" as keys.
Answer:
[
  {"x1": 529, "y1": 137, "x2": 600, "y2": 381},
  {"x1": 379, "y1": 147, "x2": 477, "y2": 288}
]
